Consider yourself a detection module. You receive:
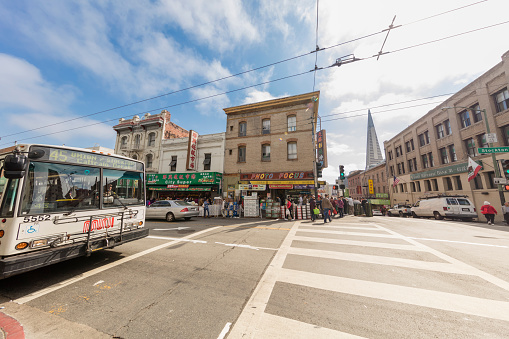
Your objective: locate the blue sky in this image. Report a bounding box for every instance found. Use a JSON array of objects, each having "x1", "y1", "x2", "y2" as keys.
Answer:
[{"x1": 1, "y1": 0, "x2": 508, "y2": 184}]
